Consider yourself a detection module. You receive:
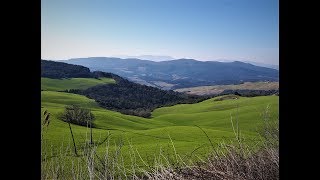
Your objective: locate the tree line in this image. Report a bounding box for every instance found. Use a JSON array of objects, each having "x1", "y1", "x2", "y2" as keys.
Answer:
[
  {"x1": 41, "y1": 60, "x2": 93, "y2": 79},
  {"x1": 71, "y1": 75, "x2": 208, "y2": 118}
]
